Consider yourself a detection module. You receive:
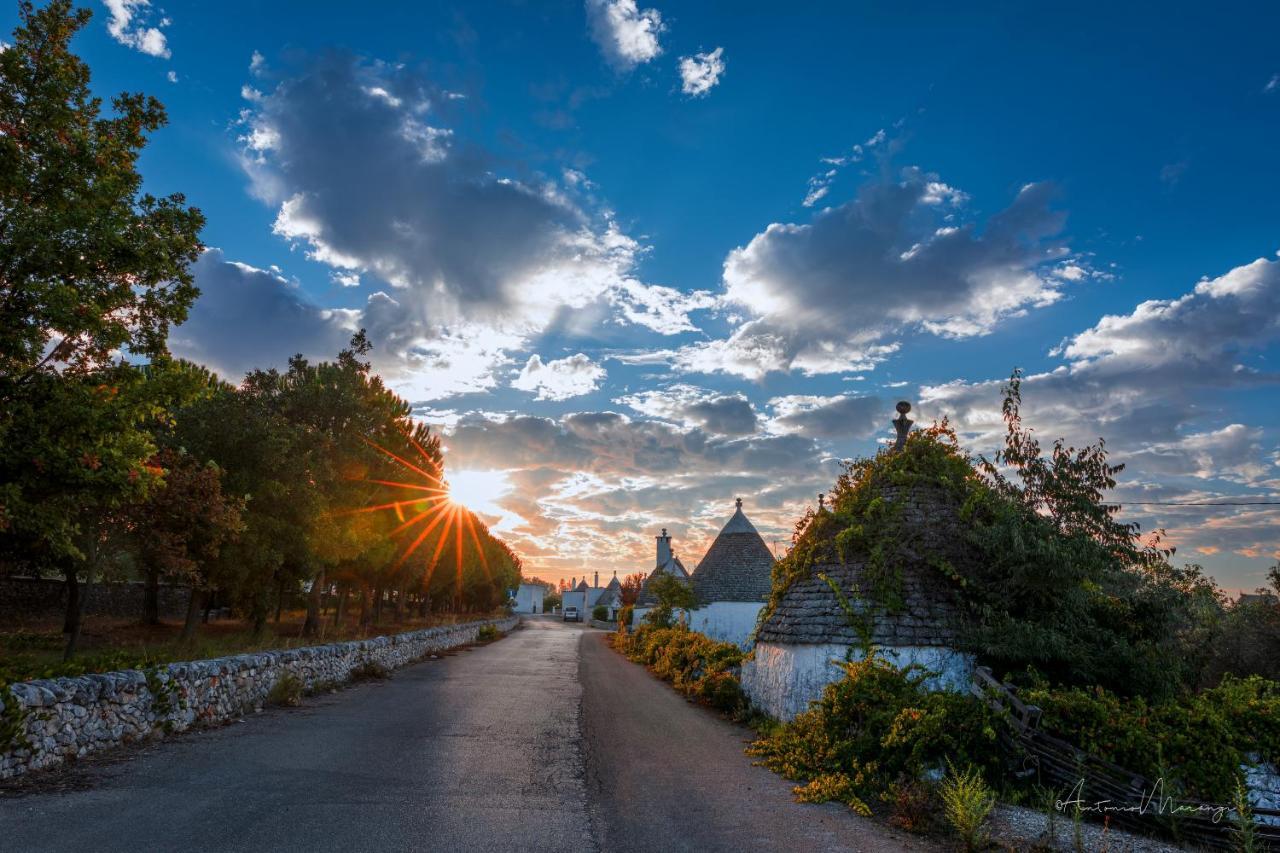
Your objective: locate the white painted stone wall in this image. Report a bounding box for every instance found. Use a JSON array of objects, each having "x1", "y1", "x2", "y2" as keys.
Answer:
[
  {"x1": 514, "y1": 584, "x2": 545, "y2": 614},
  {"x1": 1245, "y1": 759, "x2": 1280, "y2": 826},
  {"x1": 0, "y1": 616, "x2": 518, "y2": 781},
  {"x1": 687, "y1": 602, "x2": 764, "y2": 649},
  {"x1": 740, "y1": 641, "x2": 975, "y2": 721}
]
